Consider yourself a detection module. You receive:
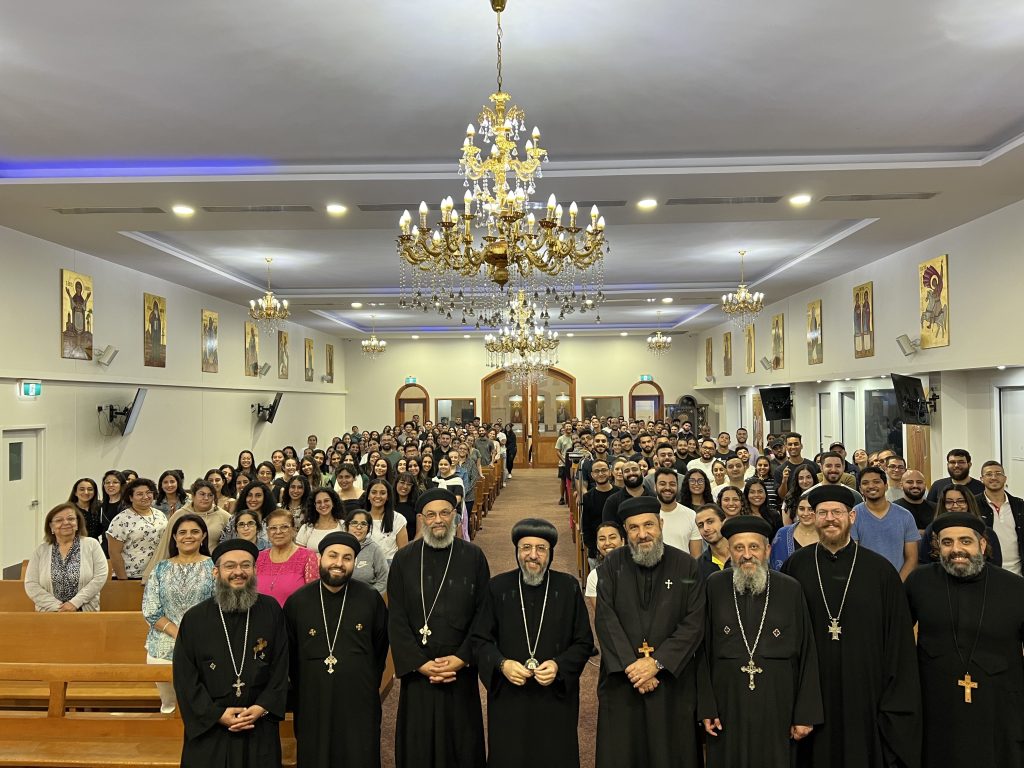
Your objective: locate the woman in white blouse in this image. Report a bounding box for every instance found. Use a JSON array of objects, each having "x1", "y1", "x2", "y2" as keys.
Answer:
[{"x1": 25, "y1": 503, "x2": 108, "y2": 611}]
